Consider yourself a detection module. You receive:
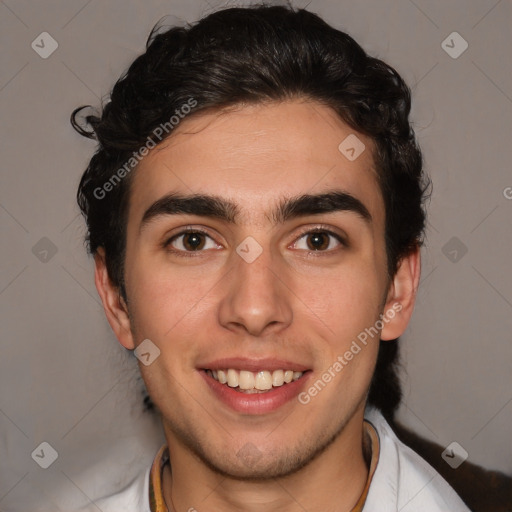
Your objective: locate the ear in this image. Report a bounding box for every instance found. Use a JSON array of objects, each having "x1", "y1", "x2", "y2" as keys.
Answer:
[
  {"x1": 94, "y1": 248, "x2": 135, "y2": 349},
  {"x1": 380, "y1": 245, "x2": 421, "y2": 341}
]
